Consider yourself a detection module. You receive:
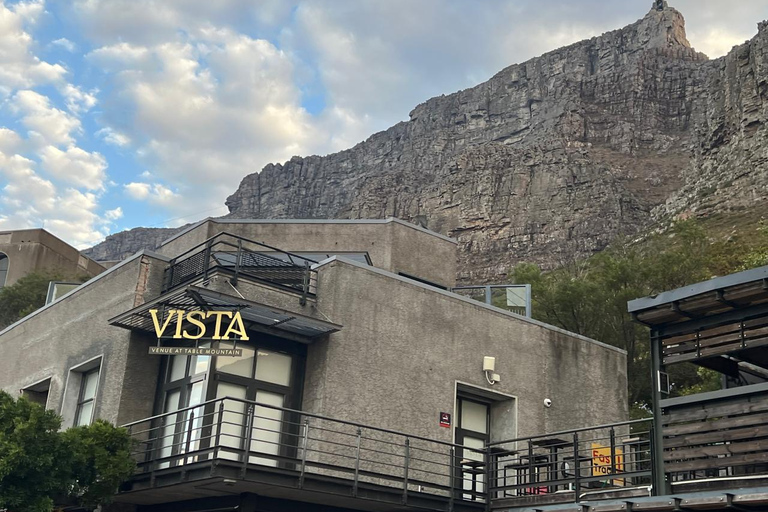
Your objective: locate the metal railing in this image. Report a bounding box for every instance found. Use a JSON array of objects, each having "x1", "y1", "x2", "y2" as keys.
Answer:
[
  {"x1": 123, "y1": 397, "x2": 488, "y2": 506},
  {"x1": 486, "y1": 418, "x2": 653, "y2": 503},
  {"x1": 162, "y1": 233, "x2": 318, "y2": 300}
]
